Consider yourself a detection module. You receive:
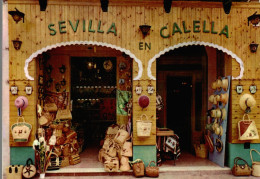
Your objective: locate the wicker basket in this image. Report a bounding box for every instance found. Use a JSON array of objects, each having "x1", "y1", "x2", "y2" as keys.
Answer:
[
  {"x1": 136, "y1": 114, "x2": 152, "y2": 137},
  {"x1": 194, "y1": 144, "x2": 208, "y2": 158}
]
